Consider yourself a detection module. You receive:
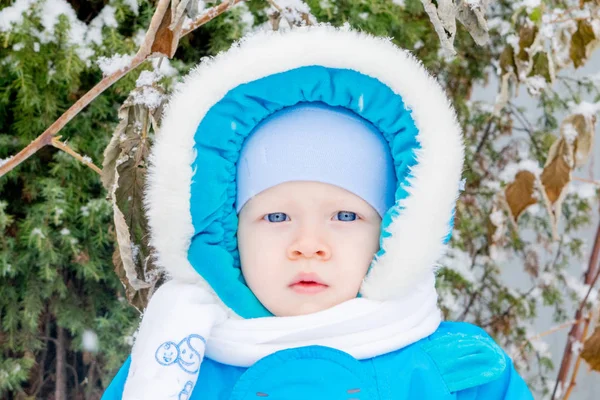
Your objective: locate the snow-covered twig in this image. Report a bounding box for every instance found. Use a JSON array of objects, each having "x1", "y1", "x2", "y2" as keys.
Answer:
[
  {"x1": 520, "y1": 318, "x2": 586, "y2": 352},
  {"x1": 51, "y1": 136, "x2": 102, "y2": 175},
  {"x1": 562, "y1": 313, "x2": 593, "y2": 400}
]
